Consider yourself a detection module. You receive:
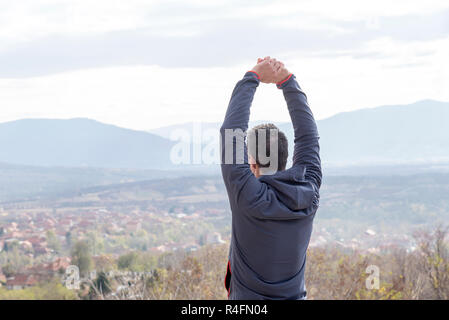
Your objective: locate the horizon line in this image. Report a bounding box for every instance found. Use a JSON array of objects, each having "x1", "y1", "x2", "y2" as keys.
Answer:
[{"x1": 0, "y1": 98, "x2": 447, "y2": 131}]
